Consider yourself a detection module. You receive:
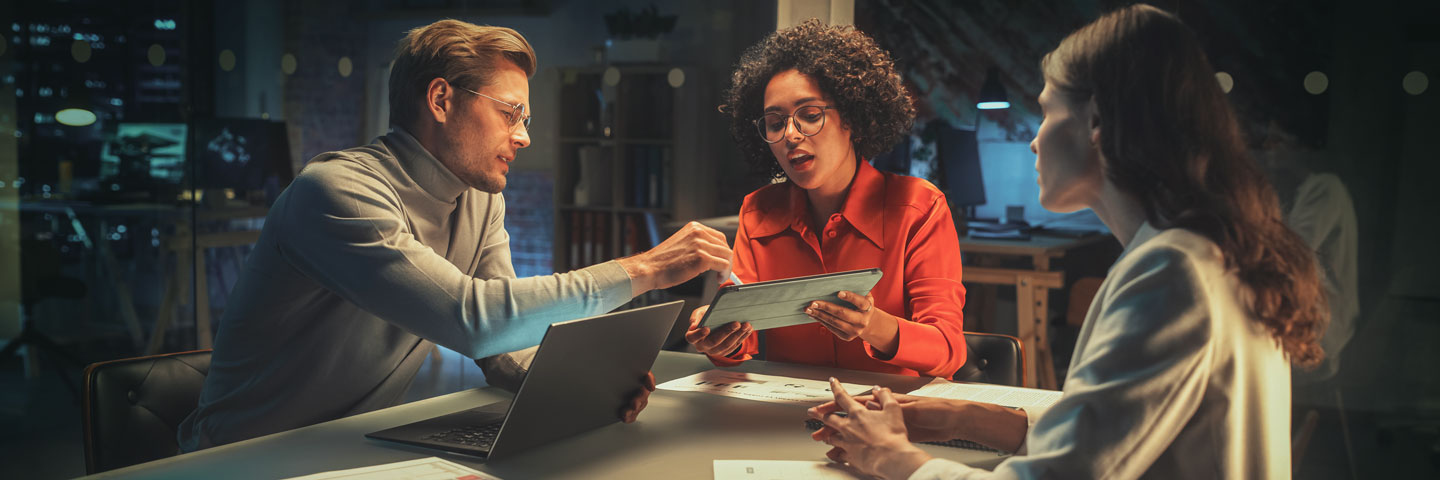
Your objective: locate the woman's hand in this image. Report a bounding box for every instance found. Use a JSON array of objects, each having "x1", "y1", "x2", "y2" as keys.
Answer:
[
  {"x1": 806, "y1": 378, "x2": 933, "y2": 480},
  {"x1": 806, "y1": 291, "x2": 899, "y2": 354},
  {"x1": 814, "y1": 392, "x2": 970, "y2": 443},
  {"x1": 683, "y1": 305, "x2": 753, "y2": 357},
  {"x1": 815, "y1": 390, "x2": 1031, "y2": 453}
]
